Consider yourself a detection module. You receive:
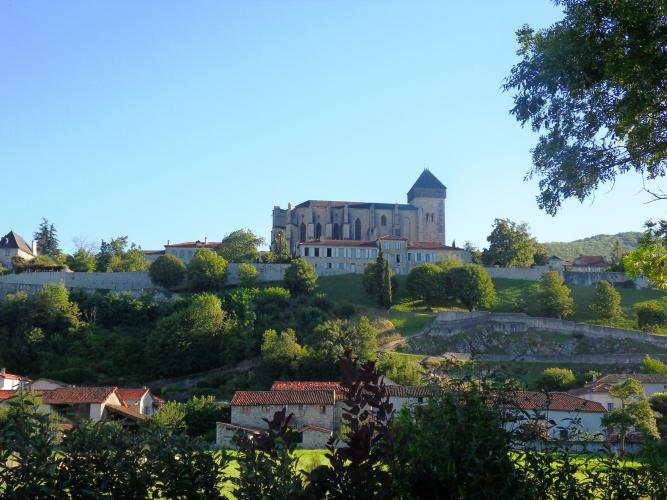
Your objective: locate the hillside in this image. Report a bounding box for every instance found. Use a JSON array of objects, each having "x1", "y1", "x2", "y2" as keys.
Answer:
[{"x1": 543, "y1": 231, "x2": 642, "y2": 262}]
